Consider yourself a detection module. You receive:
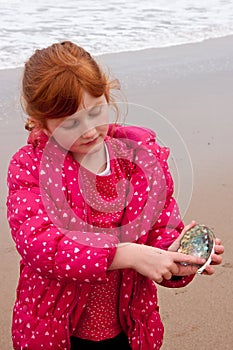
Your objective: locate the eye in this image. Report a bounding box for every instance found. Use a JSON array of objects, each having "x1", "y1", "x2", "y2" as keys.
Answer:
[
  {"x1": 88, "y1": 105, "x2": 102, "y2": 117},
  {"x1": 61, "y1": 119, "x2": 79, "y2": 130}
]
